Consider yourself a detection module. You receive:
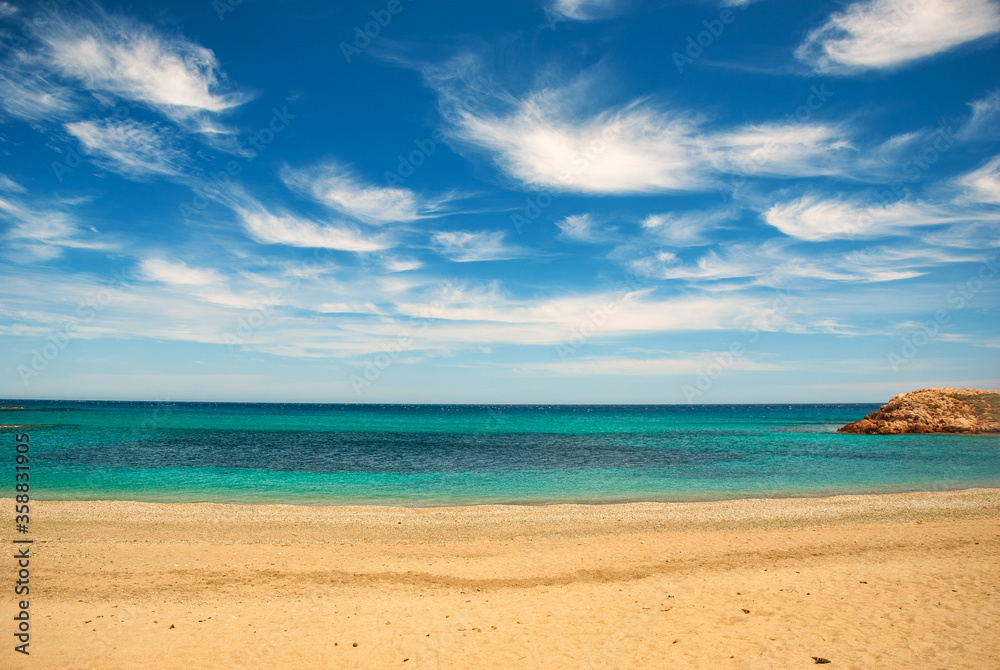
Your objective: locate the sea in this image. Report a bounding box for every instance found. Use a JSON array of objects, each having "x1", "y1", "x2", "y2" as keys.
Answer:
[{"x1": 4, "y1": 400, "x2": 999, "y2": 506}]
